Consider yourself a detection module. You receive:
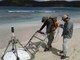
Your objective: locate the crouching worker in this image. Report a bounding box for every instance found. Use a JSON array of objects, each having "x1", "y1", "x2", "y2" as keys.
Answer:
[
  {"x1": 60, "y1": 15, "x2": 73, "y2": 59},
  {"x1": 38, "y1": 16, "x2": 58, "y2": 51}
]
